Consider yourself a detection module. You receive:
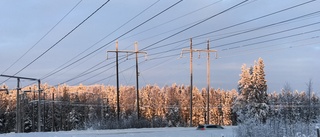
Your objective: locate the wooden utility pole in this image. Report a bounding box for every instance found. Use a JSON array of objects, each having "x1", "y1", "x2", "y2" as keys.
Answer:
[
  {"x1": 107, "y1": 41, "x2": 147, "y2": 120},
  {"x1": 134, "y1": 42, "x2": 143, "y2": 120},
  {"x1": 37, "y1": 80, "x2": 42, "y2": 132},
  {"x1": 32, "y1": 90, "x2": 35, "y2": 132},
  {"x1": 205, "y1": 40, "x2": 217, "y2": 124},
  {"x1": 43, "y1": 92, "x2": 46, "y2": 131},
  {"x1": 17, "y1": 78, "x2": 21, "y2": 133},
  {"x1": 52, "y1": 91, "x2": 55, "y2": 132},
  {"x1": 181, "y1": 39, "x2": 217, "y2": 126},
  {"x1": 20, "y1": 91, "x2": 24, "y2": 133},
  {"x1": 115, "y1": 41, "x2": 120, "y2": 122},
  {"x1": 106, "y1": 40, "x2": 121, "y2": 122},
  {"x1": 206, "y1": 40, "x2": 210, "y2": 124},
  {"x1": 181, "y1": 38, "x2": 193, "y2": 127},
  {"x1": 189, "y1": 39, "x2": 193, "y2": 127}
]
